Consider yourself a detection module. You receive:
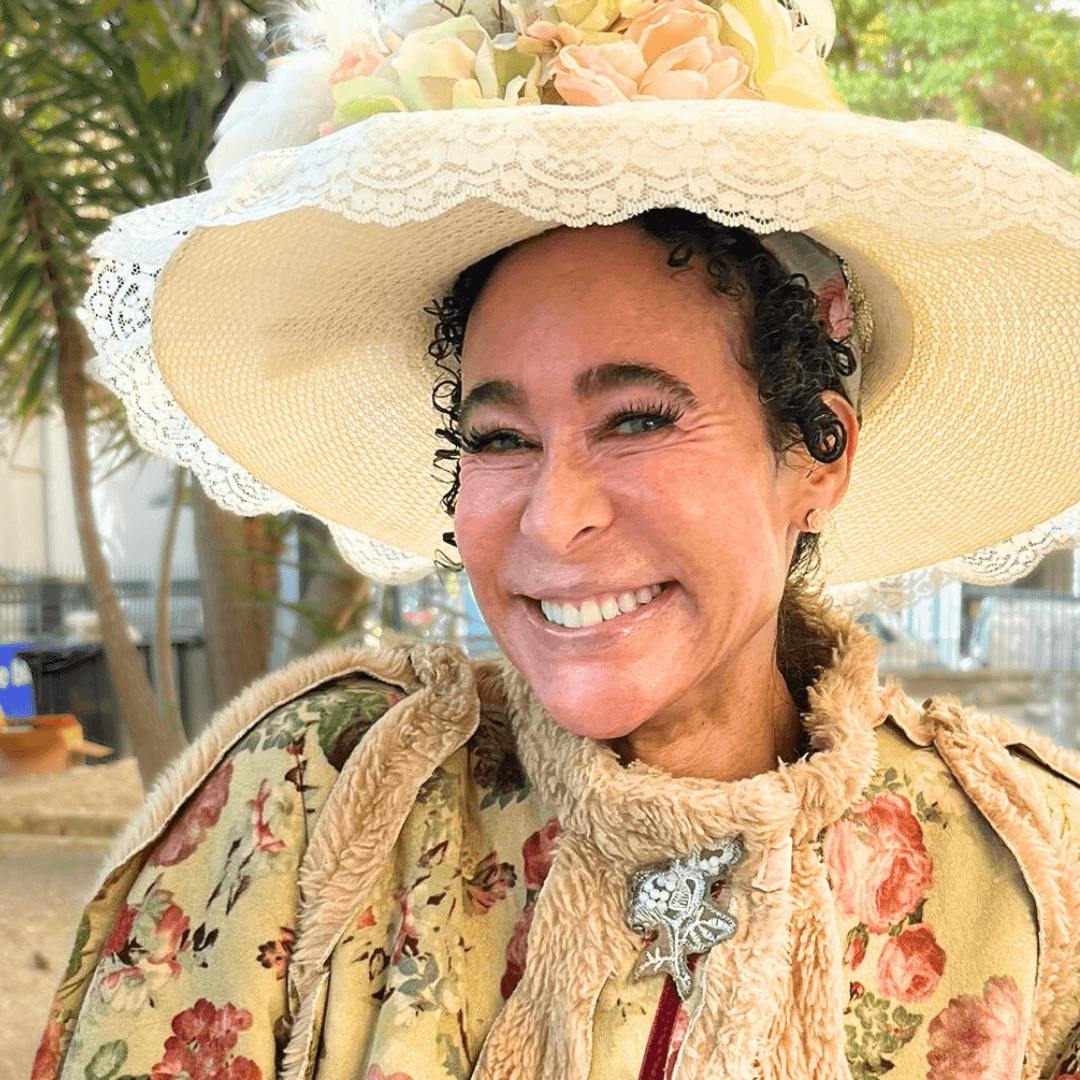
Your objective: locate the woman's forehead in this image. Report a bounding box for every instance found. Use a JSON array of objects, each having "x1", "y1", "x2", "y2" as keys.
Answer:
[{"x1": 461, "y1": 225, "x2": 748, "y2": 395}]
